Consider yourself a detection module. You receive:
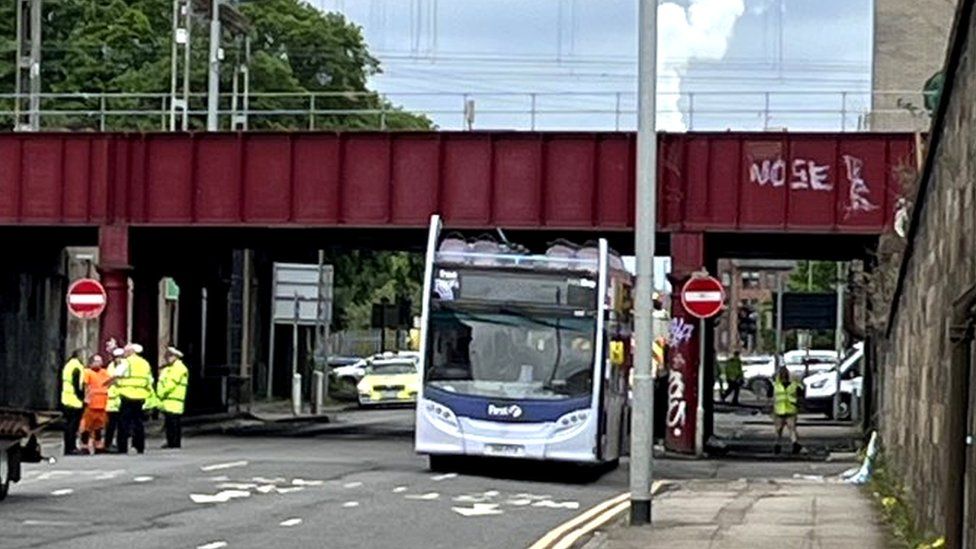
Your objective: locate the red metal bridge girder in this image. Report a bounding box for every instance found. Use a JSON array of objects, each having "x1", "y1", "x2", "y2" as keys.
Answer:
[{"x1": 0, "y1": 131, "x2": 914, "y2": 233}]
